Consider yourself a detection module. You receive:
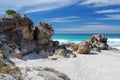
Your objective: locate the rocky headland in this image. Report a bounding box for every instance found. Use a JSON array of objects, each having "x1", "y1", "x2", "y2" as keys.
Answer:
[{"x1": 0, "y1": 13, "x2": 119, "y2": 80}]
